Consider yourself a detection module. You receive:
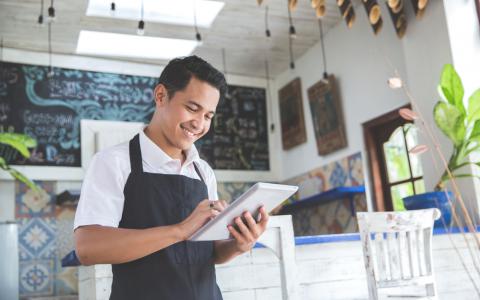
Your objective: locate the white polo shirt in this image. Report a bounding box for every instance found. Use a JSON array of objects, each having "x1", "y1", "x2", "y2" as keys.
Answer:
[{"x1": 74, "y1": 130, "x2": 218, "y2": 230}]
